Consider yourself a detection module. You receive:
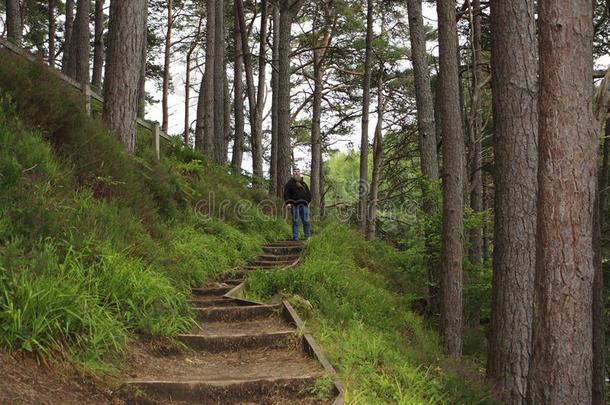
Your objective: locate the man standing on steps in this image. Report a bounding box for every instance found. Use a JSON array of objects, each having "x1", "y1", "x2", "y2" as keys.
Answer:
[{"x1": 283, "y1": 167, "x2": 312, "y2": 241}]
